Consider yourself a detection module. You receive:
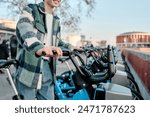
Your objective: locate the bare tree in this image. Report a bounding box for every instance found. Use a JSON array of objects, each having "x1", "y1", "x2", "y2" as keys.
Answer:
[
  {"x1": 0, "y1": 0, "x2": 97, "y2": 32},
  {"x1": 57, "y1": 0, "x2": 97, "y2": 32},
  {"x1": 0, "y1": 0, "x2": 28, "y2": 15}
]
